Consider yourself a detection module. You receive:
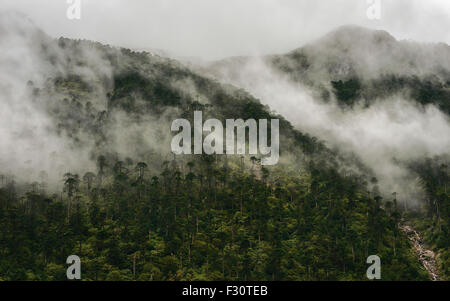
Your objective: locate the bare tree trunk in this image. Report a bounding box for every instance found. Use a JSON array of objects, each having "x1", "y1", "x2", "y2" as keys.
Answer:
[{"x1": 133, "y1": 253, "x2": 136, "y2": 279}]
